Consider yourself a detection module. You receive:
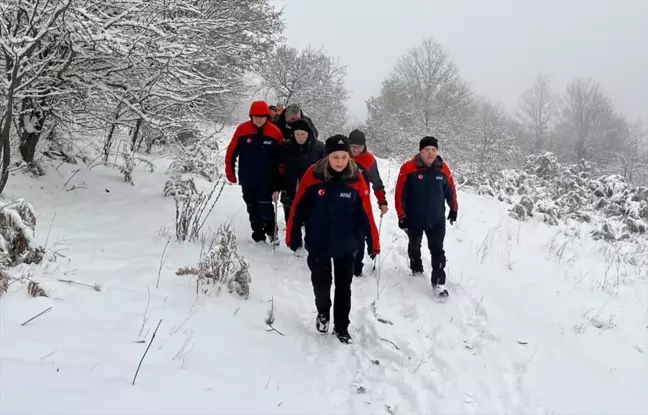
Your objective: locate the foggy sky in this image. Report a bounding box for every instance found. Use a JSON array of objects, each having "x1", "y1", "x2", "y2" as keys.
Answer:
[{"x1": 271, "y1": 0, "x2": 648, "y2": 125}]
